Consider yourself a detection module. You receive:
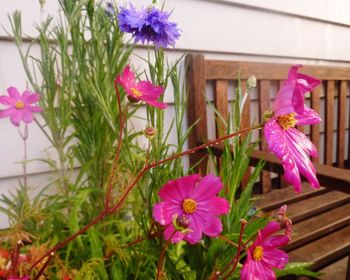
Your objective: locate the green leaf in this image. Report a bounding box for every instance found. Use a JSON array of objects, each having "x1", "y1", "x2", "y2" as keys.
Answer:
[{"x1": 275, "y1": 262, "x2": 321, "y2": 277}]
